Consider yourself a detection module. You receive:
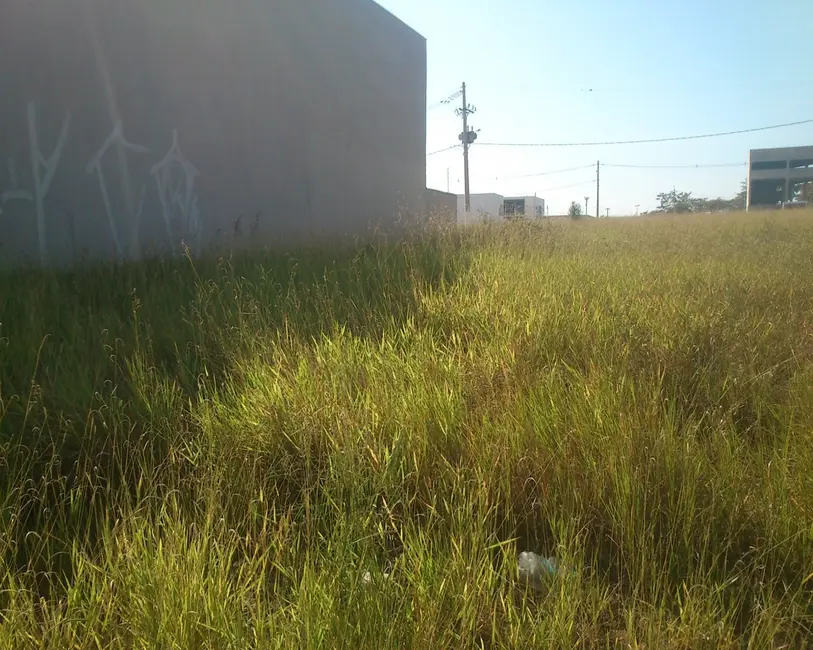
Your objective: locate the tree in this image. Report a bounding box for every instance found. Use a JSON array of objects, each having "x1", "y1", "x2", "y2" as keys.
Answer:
[
  {"x1": 568, "y1": 201, "x2": 583, "y2": 219},
  {"x1": 692, "y1": 197, "x2": 735, "y2": 213},
  {"x1": 795, "y1": 181, "x2": 812, "y2": 202},
  {"x1": 730, "y1": 180, "x2": 747, "y2": 211},
  {"x1": 656, "y1": 189, "x2": 695, "y2": 213},
  {"x1": 655, "y1": 186, "x2": 744, "y2": 214},
  {"x1": 652, "y1": 181, "x2": 753, "y2": 216}
]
